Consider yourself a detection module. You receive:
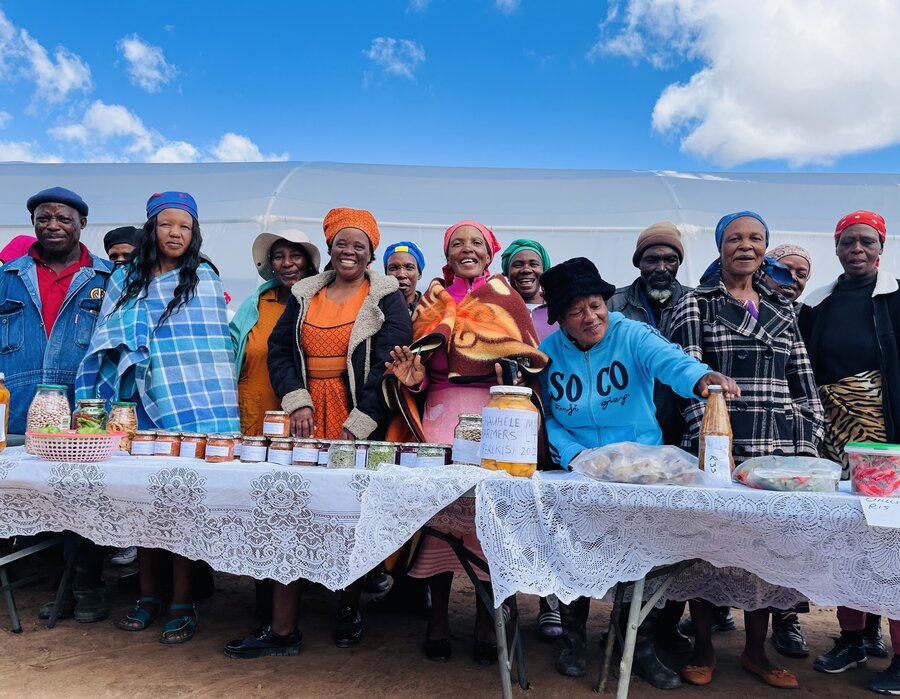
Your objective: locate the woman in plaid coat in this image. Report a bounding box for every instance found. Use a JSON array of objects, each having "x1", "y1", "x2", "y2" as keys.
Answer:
[{"x1": 668, "y1": 211, "x2": 824, "y2": 690}]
